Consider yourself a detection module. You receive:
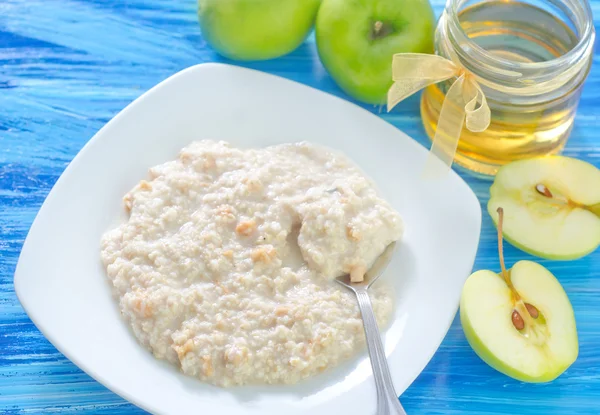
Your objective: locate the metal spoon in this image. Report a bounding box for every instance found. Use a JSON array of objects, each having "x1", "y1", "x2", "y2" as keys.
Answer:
[{"x1": 336, "y1": 242, "x2": 407, "y2": 415}]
